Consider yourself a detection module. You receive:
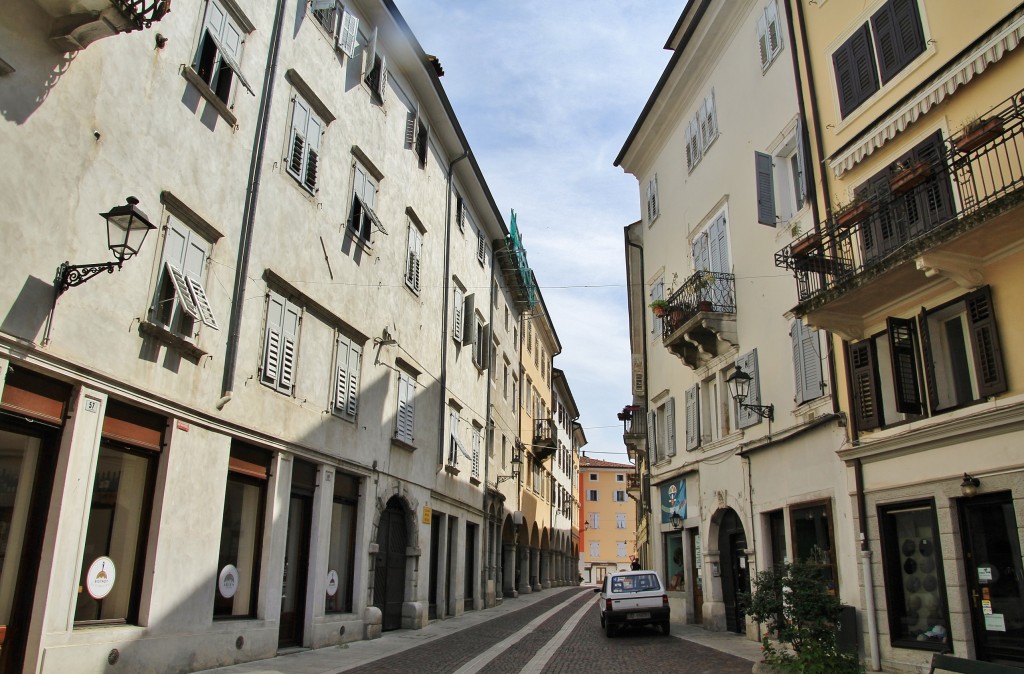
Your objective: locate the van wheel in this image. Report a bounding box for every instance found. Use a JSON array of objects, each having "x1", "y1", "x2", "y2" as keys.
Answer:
[{"x1": 660, "y1": 621, "x2": 671, "y2": 636}]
